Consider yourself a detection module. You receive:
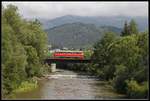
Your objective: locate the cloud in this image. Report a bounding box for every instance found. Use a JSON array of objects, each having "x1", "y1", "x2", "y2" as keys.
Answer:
[{"x1": 2, "y1": 2, "x2": 148, "y2": 19}]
